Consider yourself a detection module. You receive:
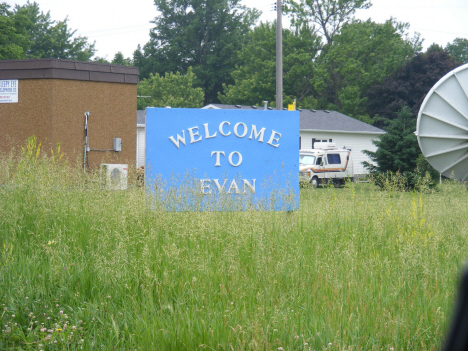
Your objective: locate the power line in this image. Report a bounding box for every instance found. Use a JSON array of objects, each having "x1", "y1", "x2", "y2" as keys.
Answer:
[
  {"x1": 86, "y1": 28, "x2": 151, "y2": 39},
  {"x1": 412, "y1": 28, "x2": 468, "y2": 36},
  {"x1": 79, "y1": 24, "x2": 152, "y2": 37},
  {"x1": 376, "y1": 5, "x2": 468, "y2": 9}
]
